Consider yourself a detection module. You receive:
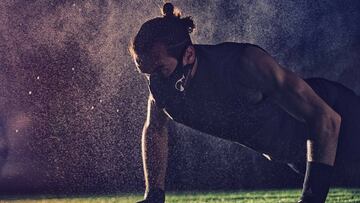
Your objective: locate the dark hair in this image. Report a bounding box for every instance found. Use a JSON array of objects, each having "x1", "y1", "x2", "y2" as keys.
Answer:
[{"x1": 129, "y1": 3, "x2": 195, "y2": 73}]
